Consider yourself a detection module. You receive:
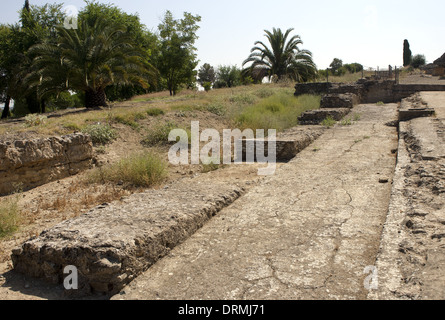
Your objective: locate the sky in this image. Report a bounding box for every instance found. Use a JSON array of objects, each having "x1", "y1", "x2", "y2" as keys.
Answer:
[{"x1": 0, "y1": 0, "x2": 444, "y2": 71}]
